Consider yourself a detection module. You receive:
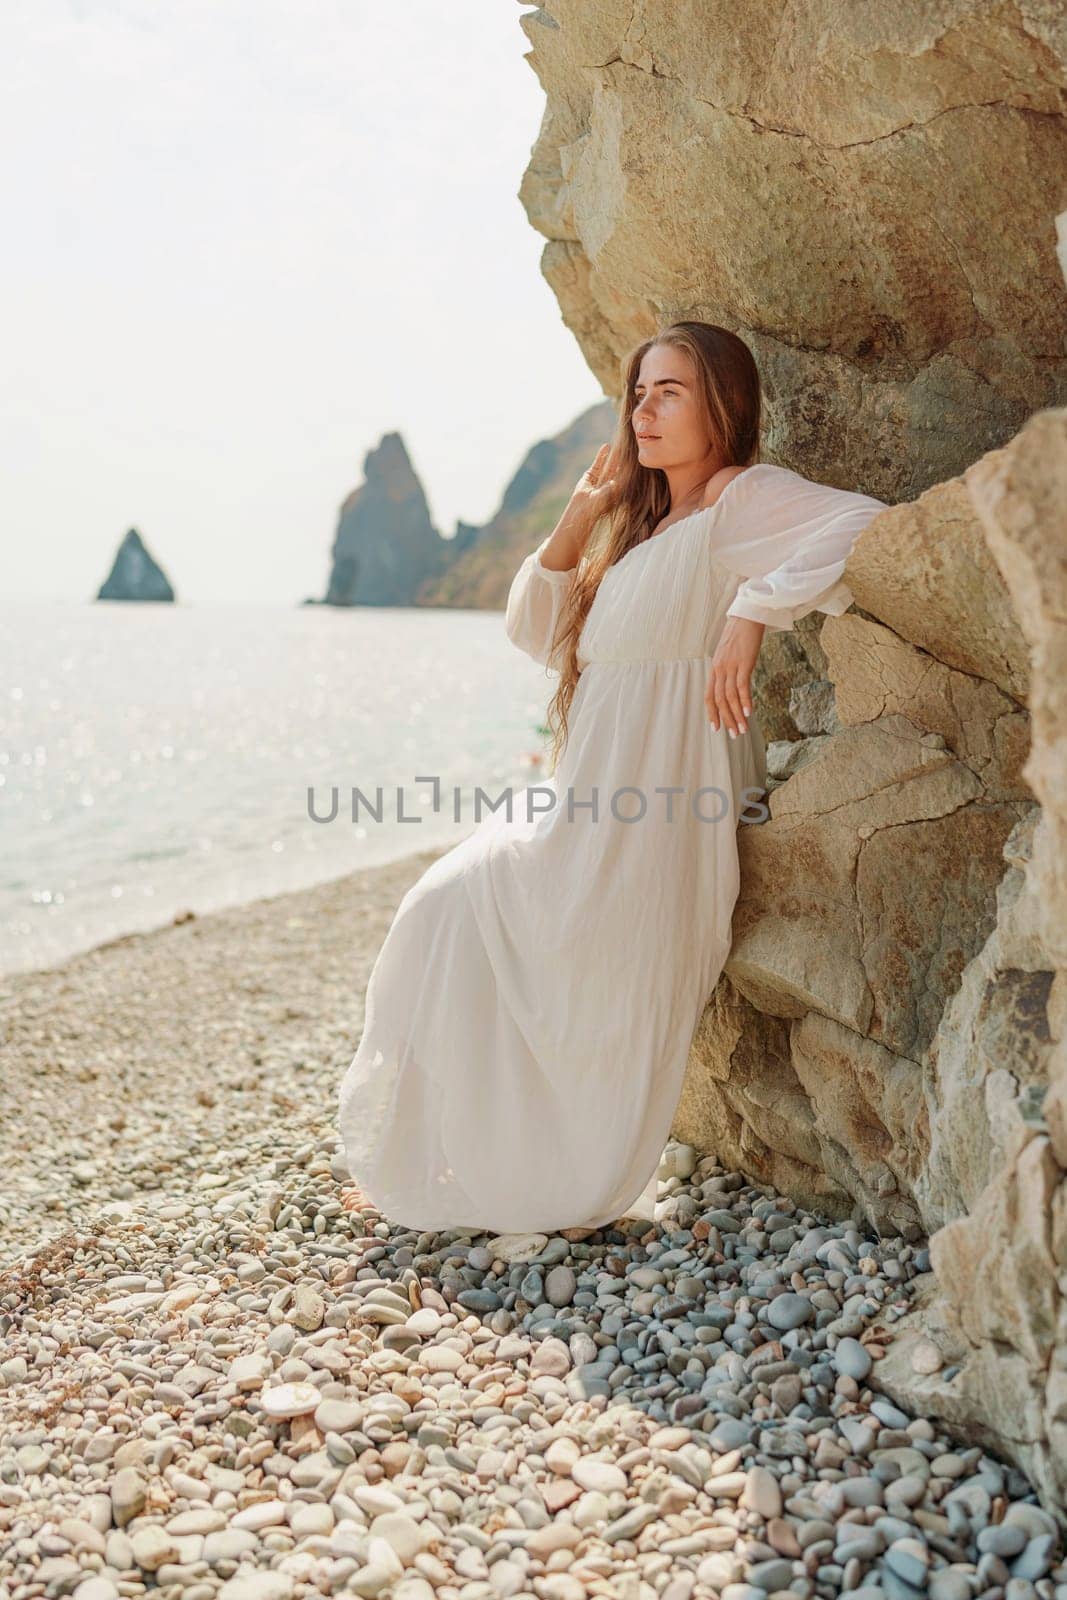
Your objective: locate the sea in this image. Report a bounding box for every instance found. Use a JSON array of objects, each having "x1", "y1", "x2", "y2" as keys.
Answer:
[{"x1": 1, "y1": 599, "x2": 559, "y2": 978}]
